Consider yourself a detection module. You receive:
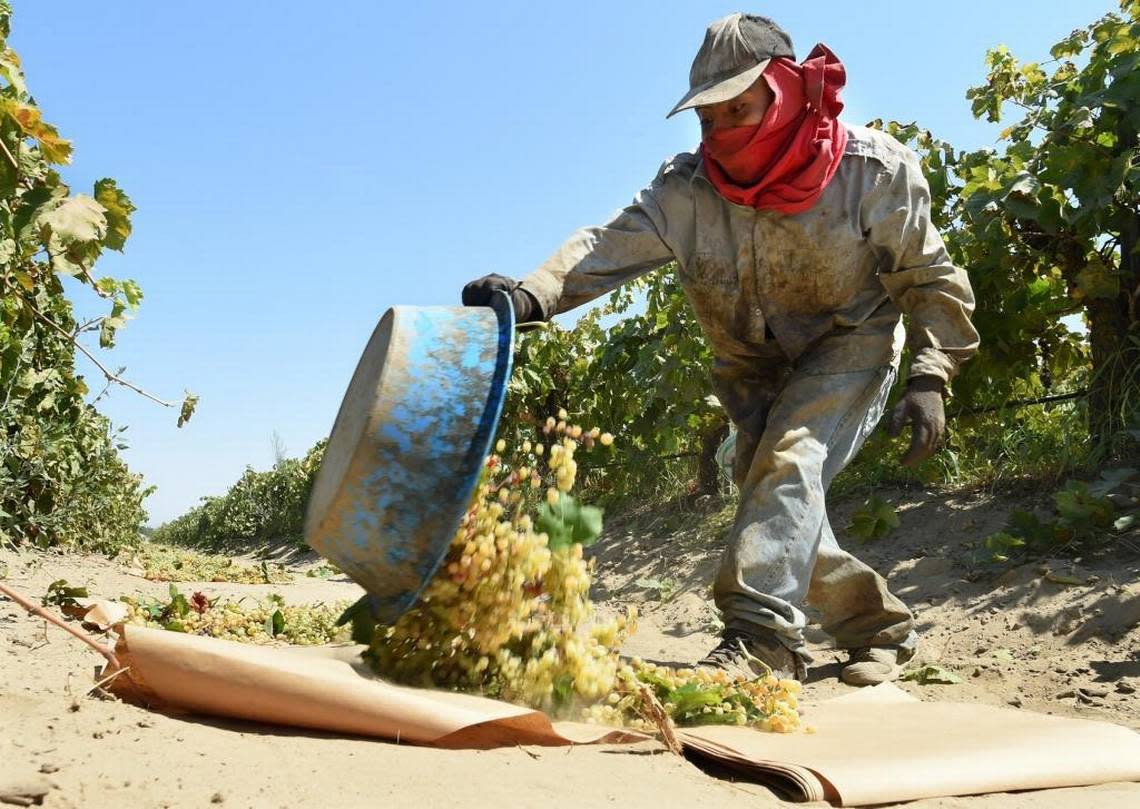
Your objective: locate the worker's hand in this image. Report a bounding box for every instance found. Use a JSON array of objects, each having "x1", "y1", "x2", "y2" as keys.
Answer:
[
  {"x1": 461, "y1": 273, "x2": 542, "y2": 323},
  {"x1": 888, "y1": 375, "x2": 946, "y2": 467}
]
